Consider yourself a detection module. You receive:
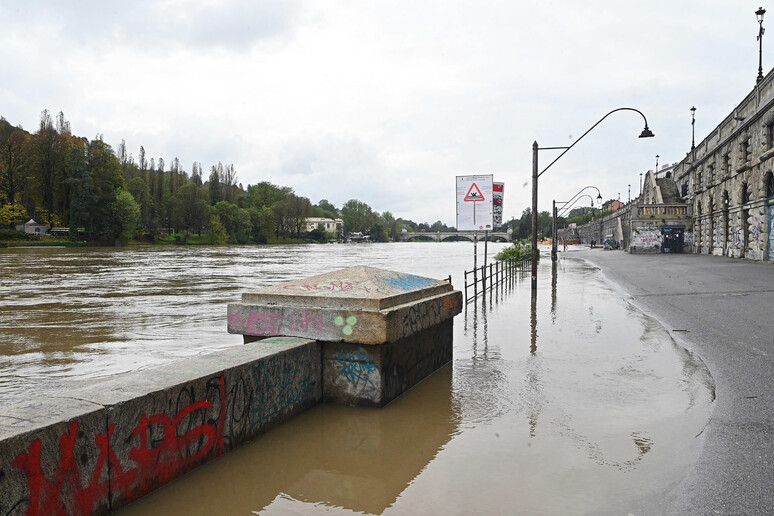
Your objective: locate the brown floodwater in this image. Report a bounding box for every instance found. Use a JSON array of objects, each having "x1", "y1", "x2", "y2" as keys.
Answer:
[{"x1": 0, "y1": 244, "x2": 714, "y2": 514}]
